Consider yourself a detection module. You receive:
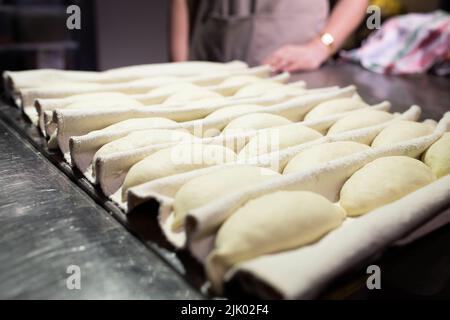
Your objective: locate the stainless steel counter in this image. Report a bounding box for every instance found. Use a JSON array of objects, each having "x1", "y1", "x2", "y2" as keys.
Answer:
[
  {"x1": 294, "y1": 62, "x2": 450, "y2": 121},
  {"x1": 0, "y1": 113, "x2": 201, "y2": 299},
  {"x1": 0, "y1": 63, "x2": 449, "y2": 299}
]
